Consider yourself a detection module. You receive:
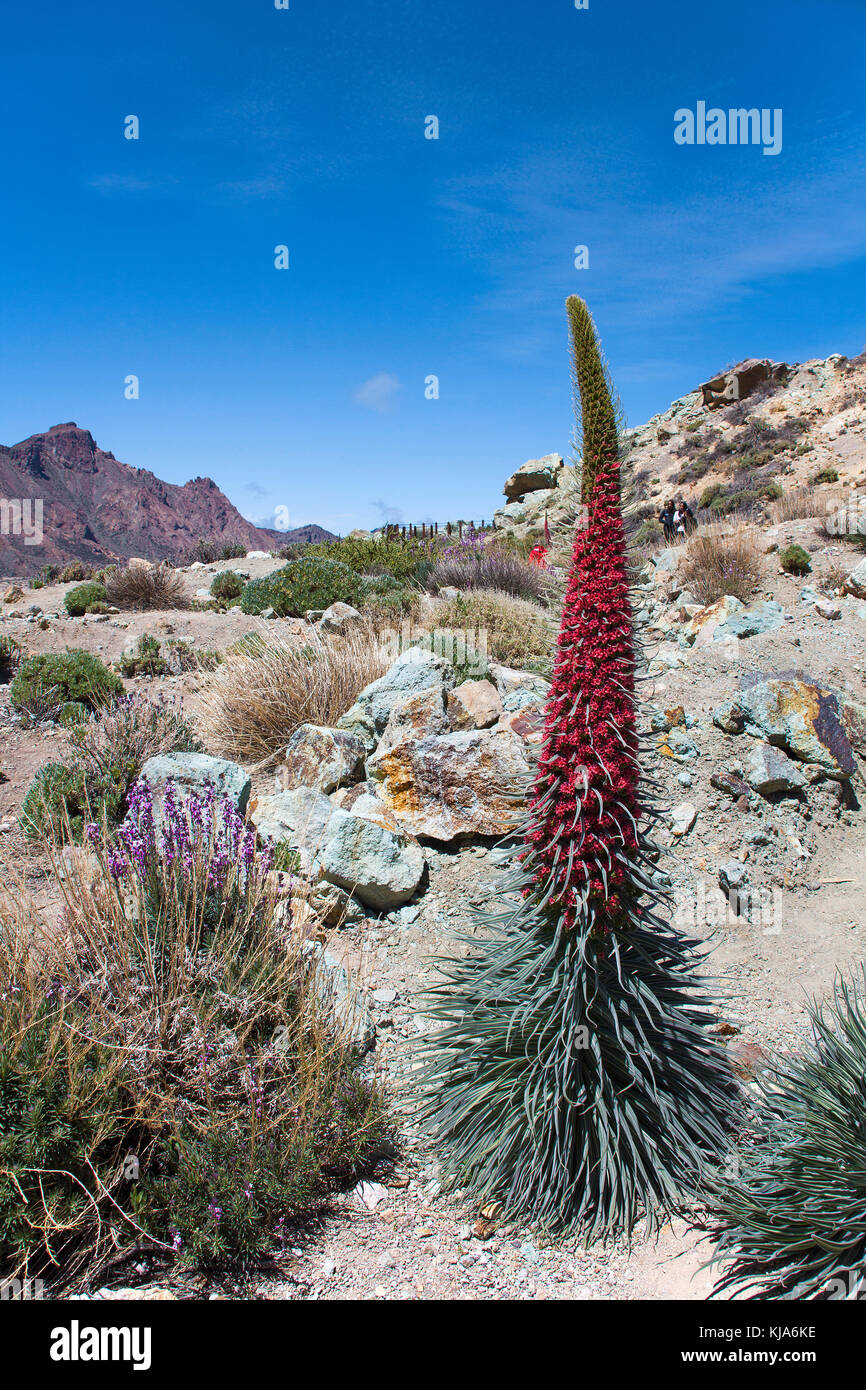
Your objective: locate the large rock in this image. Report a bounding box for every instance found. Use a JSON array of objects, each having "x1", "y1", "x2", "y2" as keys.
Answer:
[
  {"x1": 745, "y1": 742, "x2": 807, "y2": 797},
  {"x1": 447, "y1": 679, "x2": 503, "y2": 730},
  {"x1": 686, "y1": 595, "x2": 745, "y2": 645},
  {"x1": 488, "y1": 664, "x2": 551, "y2": 703},
  {"x1": 844, "y1": 556, "x2": 866, "y2": 599},
  {"x1": 713, "y1": 600, "x2": 786, "y2": 642},
  {"x1": 337, "y1": 647, "x2": 454, "y2": 744},
  {"x1": 138, "y1": 753, "x2": 251, "y2": 822},
  {"x1": 251, "y1": 786, "x2": 425, "y2": 909},
  {"x1": 503, "y1": 454, "x2": 564, "y2": 502},
  {"x1": 317, "y1": 805, "x2": 425, "y2": 909},
  {"x1": 303, "y1": 943, "x2": 376, "y2": 1053},
  {"x1": 723, "y1": 675, "x2": 859, "y2": 780},
  {"x1": 700, "y1": 358, "x2": 787, "y2": 409},
  {"x1": 318, "y1": 601, "x2": 364, "y2": 635},
  {"x1": 375, "y1": 686, "x2": 450, "y2": 754},
  {"x1": 367, "y1": 725, "x2": 532, "y2": 841},
  {"x1": 251, "y1": 786, "x2": 335, "y2": 873},
  {"x1": 282, "y1": 724, "x2": 367, "y2": 794}
]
